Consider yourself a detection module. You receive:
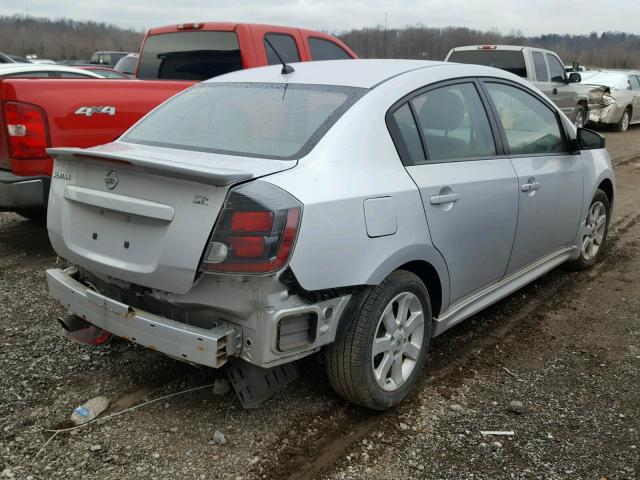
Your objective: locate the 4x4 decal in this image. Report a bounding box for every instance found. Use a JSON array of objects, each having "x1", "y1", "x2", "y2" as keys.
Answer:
[{"x1": 74, "y1": 106, "x2": 116, "y2": 117}]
